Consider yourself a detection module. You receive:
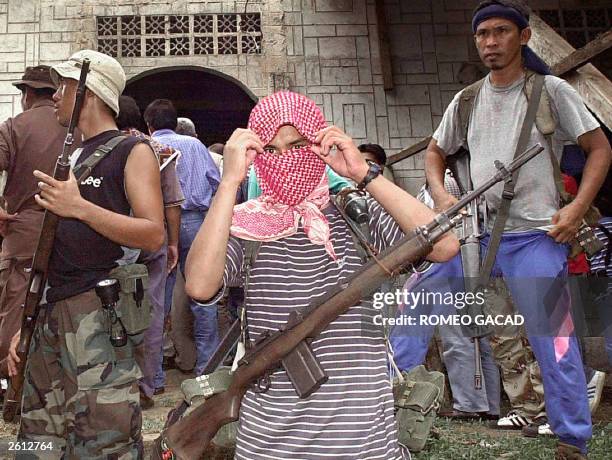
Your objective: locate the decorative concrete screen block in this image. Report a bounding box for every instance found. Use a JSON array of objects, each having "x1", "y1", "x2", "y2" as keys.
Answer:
[{"x1": 96, "y1": 13, "x2": 262, "y2": 58}]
